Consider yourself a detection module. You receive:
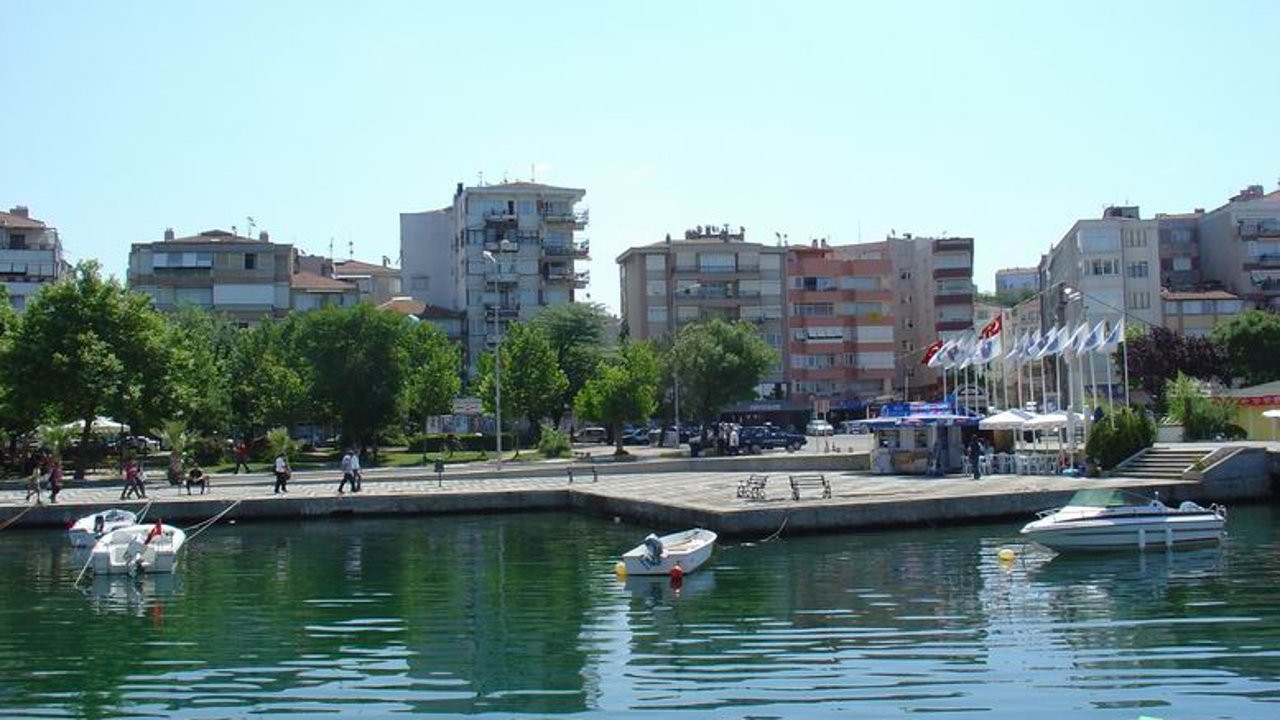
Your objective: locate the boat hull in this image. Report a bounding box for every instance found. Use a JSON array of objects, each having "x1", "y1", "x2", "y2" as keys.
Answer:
[
  {"x1": 68, "y1": 509, "x2": 138, "y2": 548},
  {"x1": 622, "y1": 529, "x2": 717, "y2": 576},
  {"x1": 90, "y1": 524, "x2": 187, "y2": 575},
  {"x1": 1022, "y1": 512, "x2": 1225, "y2": 551}
]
